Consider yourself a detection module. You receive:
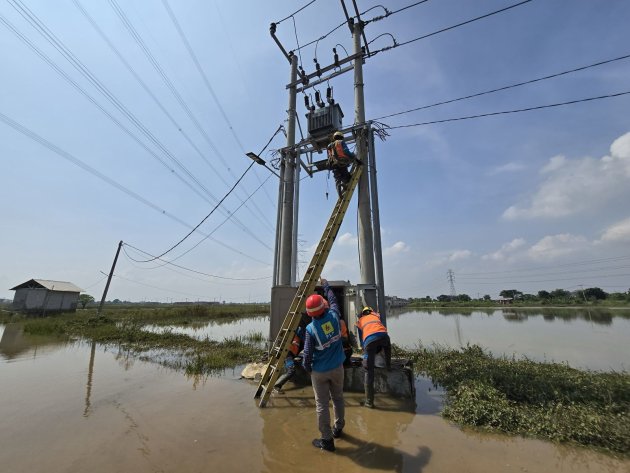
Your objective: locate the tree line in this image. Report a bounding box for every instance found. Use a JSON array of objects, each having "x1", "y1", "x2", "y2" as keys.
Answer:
[{"x1": 410, "y1": 287, "x2": 630, "y2": 304}]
